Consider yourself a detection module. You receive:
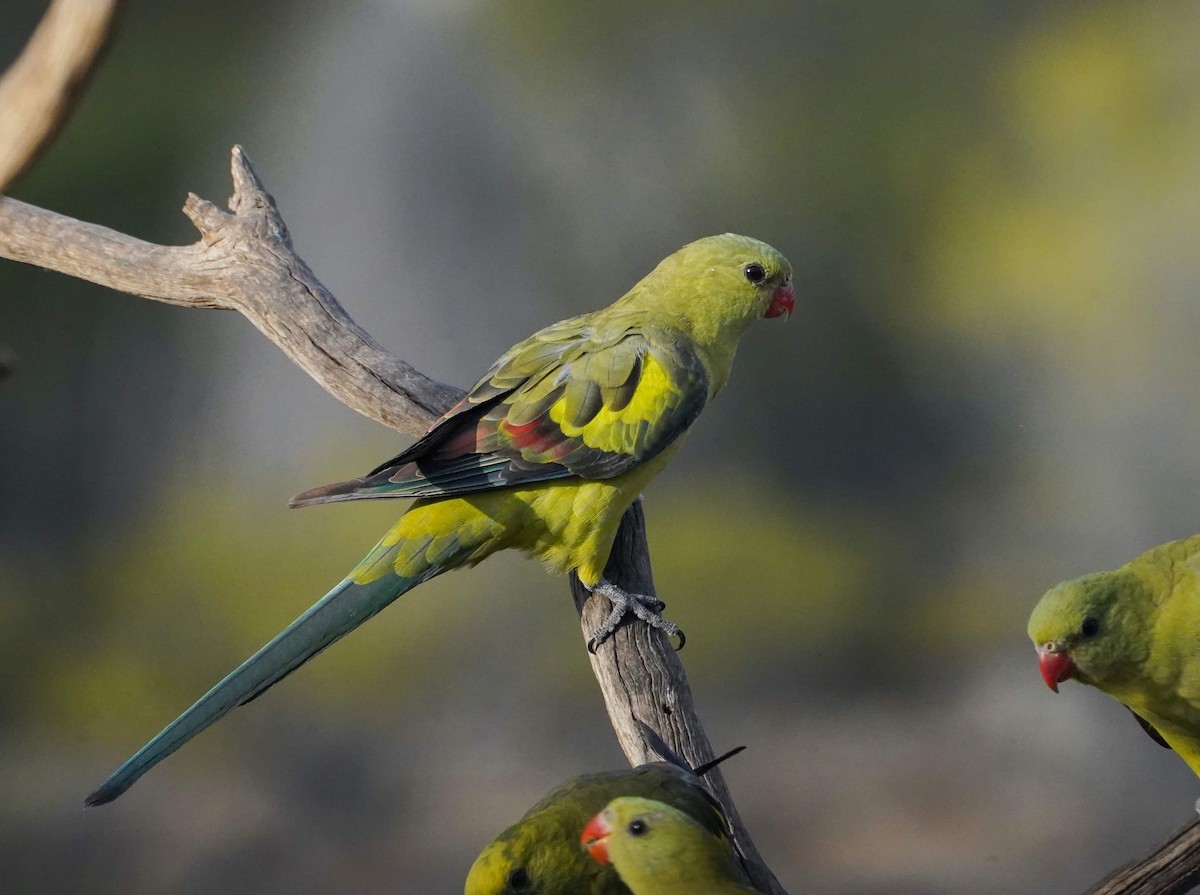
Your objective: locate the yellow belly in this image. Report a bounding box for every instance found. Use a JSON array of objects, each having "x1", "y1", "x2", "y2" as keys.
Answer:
[
  {"x1": 504, "y1": 441, "x2": 680, "y2": 585},
  {"x1": 358, "y1": 442, "x2": 681, "y2": 588}
]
